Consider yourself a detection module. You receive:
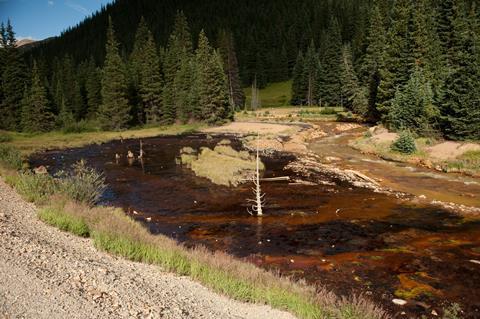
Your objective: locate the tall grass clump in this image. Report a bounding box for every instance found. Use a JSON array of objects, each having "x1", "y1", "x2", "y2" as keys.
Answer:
[
  {"x1": 0, "y1": 144, "x2": 23, "y2": 170},
  {"x1": 13, "y1": 172, "x2": 57, "y2": 204},
  {"x1": 0, "y1": 133, "x2": 13, "y2": 143},
  {"x1": 38, "y1": 206, "x2": 90, "y2": 237},
  {"x1": 56, "y1": 160, "x2": 107, "y2": 206}
]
